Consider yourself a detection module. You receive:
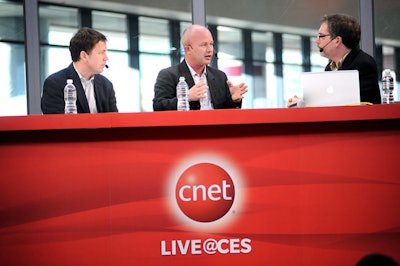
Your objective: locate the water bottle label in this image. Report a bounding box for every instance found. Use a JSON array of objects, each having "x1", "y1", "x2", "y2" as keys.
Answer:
[
  {"x1": 382, "y1": 69, "x2": 395, "y2": 104},
  {"x1": 64, "y1": 81, "x2": 77, "y2": 113},
  {"x1": 177, "y1": 78, "x2": 189, "y2": 111}
]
